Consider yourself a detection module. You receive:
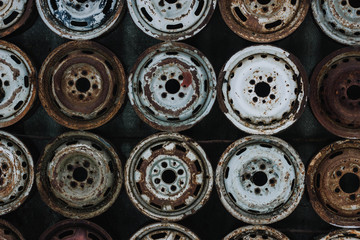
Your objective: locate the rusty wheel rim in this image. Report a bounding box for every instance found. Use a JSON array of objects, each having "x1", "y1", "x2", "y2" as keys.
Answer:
[
  {"x1": 36, "y1": 0, "x2": 124, "y2": 40},
  {"x1": 0, "y1": 219, "x2": 25, "y2": 240},
  {"x1": 127, "y1": 0, "x2": 217, "y2": 41},
  {"x1": 223, "y1": 225, "x2": 289, "y2": 240},
  {"x1": 40, "y1": 219, "x2": 112, "y2": 240},
  {"x1": 219, "y1": 0, "x2": 309, "y2": 43},
  {"x1": 319, "y1": 229, "x2": 360, "y2": 239},
  {"x1": 312, "y1": 0, "x2": 360, "y2": 46},
  {"x1": 310, "y1": 47, "x2": 360, "y2": 139},
  {"x1": 216, "y1": 135, "x2": 305, "y2": 224},
  {"x1": 0, "y1": 131, "x2": 34, "y2": 216},
  {"x1": 39, "y1": 41, "x2": 126, "y2": 130},
  {"x1": 130, "y1": 222, "x2": 199, "y2": 240},
  {"x1": 307, "y1": 140, "x2": 360, "y2": 228},
  {"x1": 125, "y1": 132, "x2": 213, "y2": 221},
  {"x1": 218, "y1": 45, "x2": 308, "y2": 135},
  {"x1": 128, "y1": 42, "x2": 217, "y2": 132},
  {"x1": 36, "y1": 131, "x2": 123, "y2": 219},
  {"x1": 0, "y1": 40, "x2": 37, "y2": 128}
]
